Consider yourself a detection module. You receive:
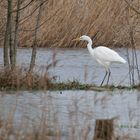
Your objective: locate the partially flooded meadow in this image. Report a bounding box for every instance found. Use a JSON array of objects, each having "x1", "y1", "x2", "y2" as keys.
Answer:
[
  {"x1": 1, "y1": 0, "x2": 140, "y2": 139},
  {"x1": 0, "y1": 48, "x2": 140, "y2": 139},
  {"x1": 0, "y1": 47, "x2": 136, "y2": 86}
]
